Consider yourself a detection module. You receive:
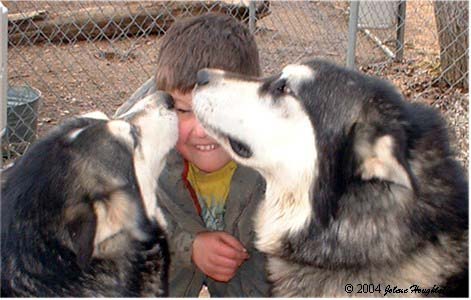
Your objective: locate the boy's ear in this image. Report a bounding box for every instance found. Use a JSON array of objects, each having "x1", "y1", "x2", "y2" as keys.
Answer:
[
  {"x1": 65, "y1": 202, "x2": 97, "y2": 269},
  {"x1": 351, "y1": 122, "x2": 414, "y2": 190}
]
